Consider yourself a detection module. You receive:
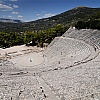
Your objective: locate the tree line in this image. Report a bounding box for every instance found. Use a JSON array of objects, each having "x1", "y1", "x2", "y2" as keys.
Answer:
[{"x1": 0, "y1": 24, "x2": 68, "y2": 48}]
